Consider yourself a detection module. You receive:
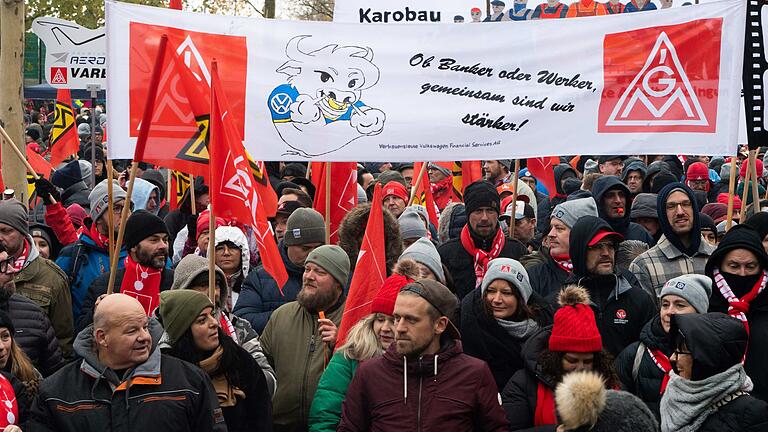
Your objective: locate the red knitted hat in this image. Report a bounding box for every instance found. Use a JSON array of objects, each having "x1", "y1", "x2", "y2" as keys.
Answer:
[
  {"x1": 383, "y1": 181, "x2": 408, "y2": 202},
  {"x1": 686, "y1": 162, "x2": 709, "y2": 181},
  {"x1": 549, "y1": 286, "x2": 602, "y2": 353},
  {"x1": 740, "y1": 159, "x2": 764, "y2": 179},
  {"x1": 371, "y1": 274, "x2": 413, "y2": 315},
  {"x1": 717, "y1": 193, "x2": 742, "y2": 210}
]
